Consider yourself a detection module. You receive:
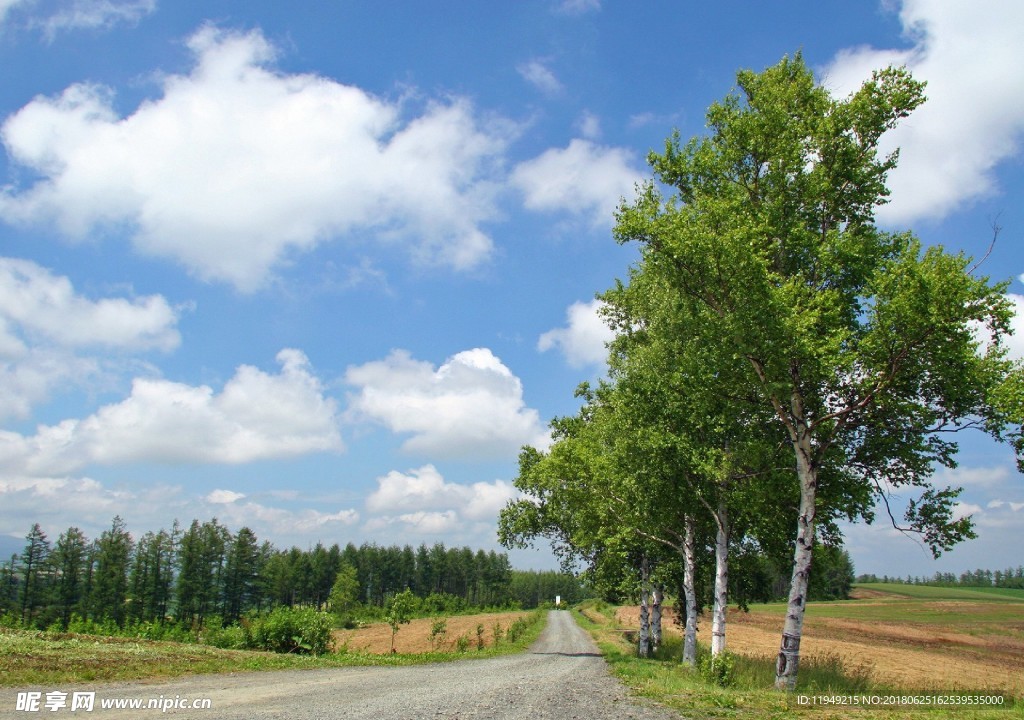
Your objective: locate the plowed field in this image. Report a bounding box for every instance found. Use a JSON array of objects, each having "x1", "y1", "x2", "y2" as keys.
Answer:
[
  {"x1": 614, "y1": 586, "x2": 1024, "y2": 695},
  {"x1": 333, "y1": 611, "x2": 534, "y2": 654}
]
